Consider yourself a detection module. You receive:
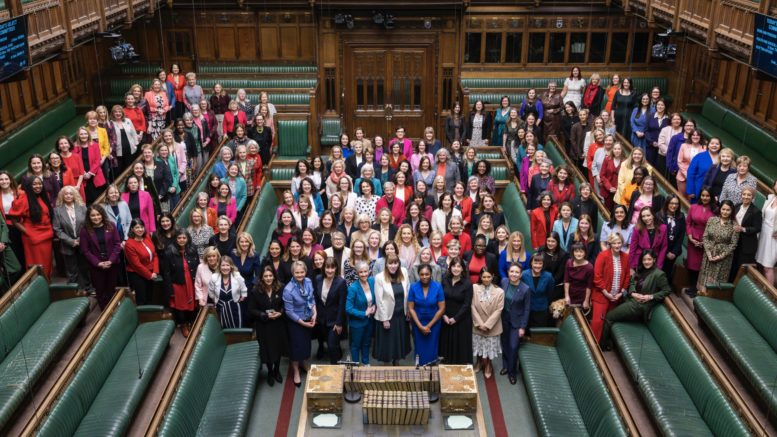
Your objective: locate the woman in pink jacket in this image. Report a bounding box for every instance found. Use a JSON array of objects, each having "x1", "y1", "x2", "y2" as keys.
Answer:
[{"x1": 121, "y1": 175, "x2": 156, "y2": 233}]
